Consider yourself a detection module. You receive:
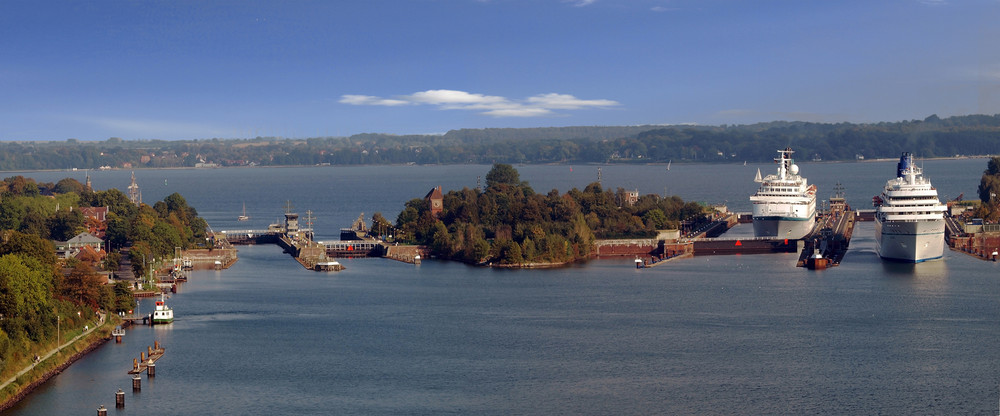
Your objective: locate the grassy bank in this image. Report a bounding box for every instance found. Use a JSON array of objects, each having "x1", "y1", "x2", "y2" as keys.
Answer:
[{"x1": 0, "y1": 314, "x2": 121, "y2": 411}]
